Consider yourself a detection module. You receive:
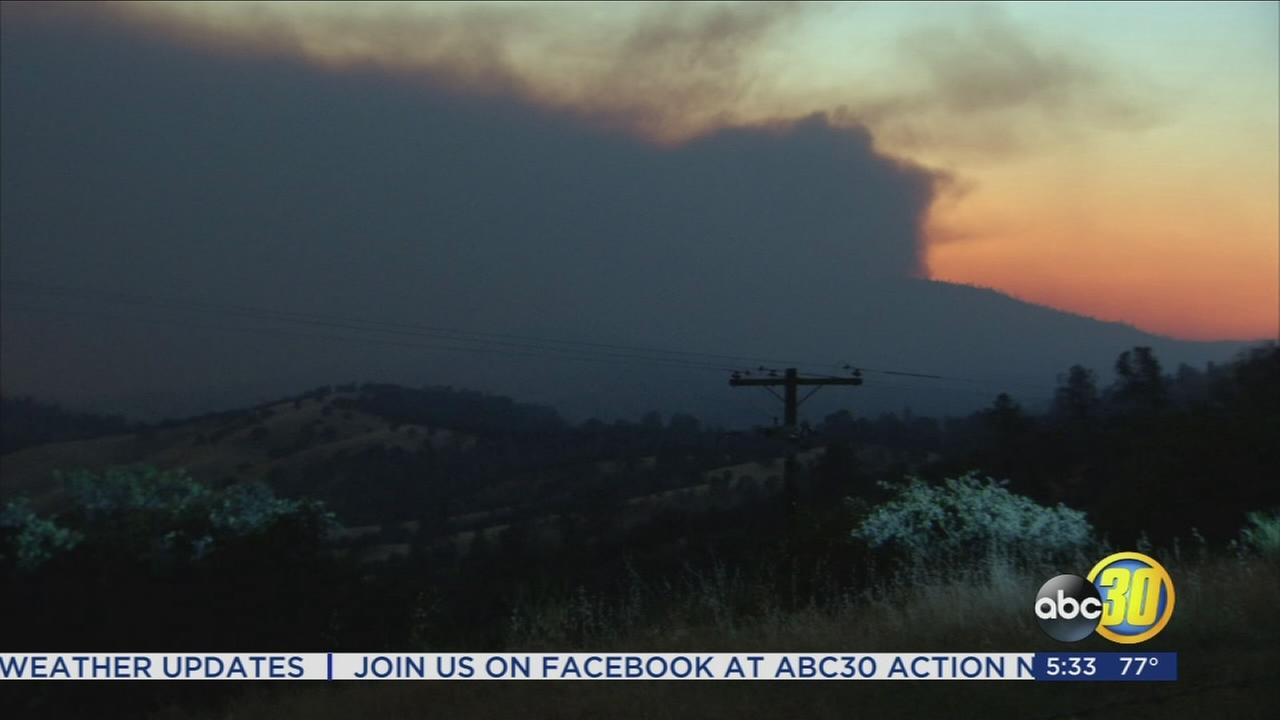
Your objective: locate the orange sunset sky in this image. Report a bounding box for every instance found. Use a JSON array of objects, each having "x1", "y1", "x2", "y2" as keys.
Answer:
[{"x1": 94, "y1": 2, "x2": 1280, "y2": 340}]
